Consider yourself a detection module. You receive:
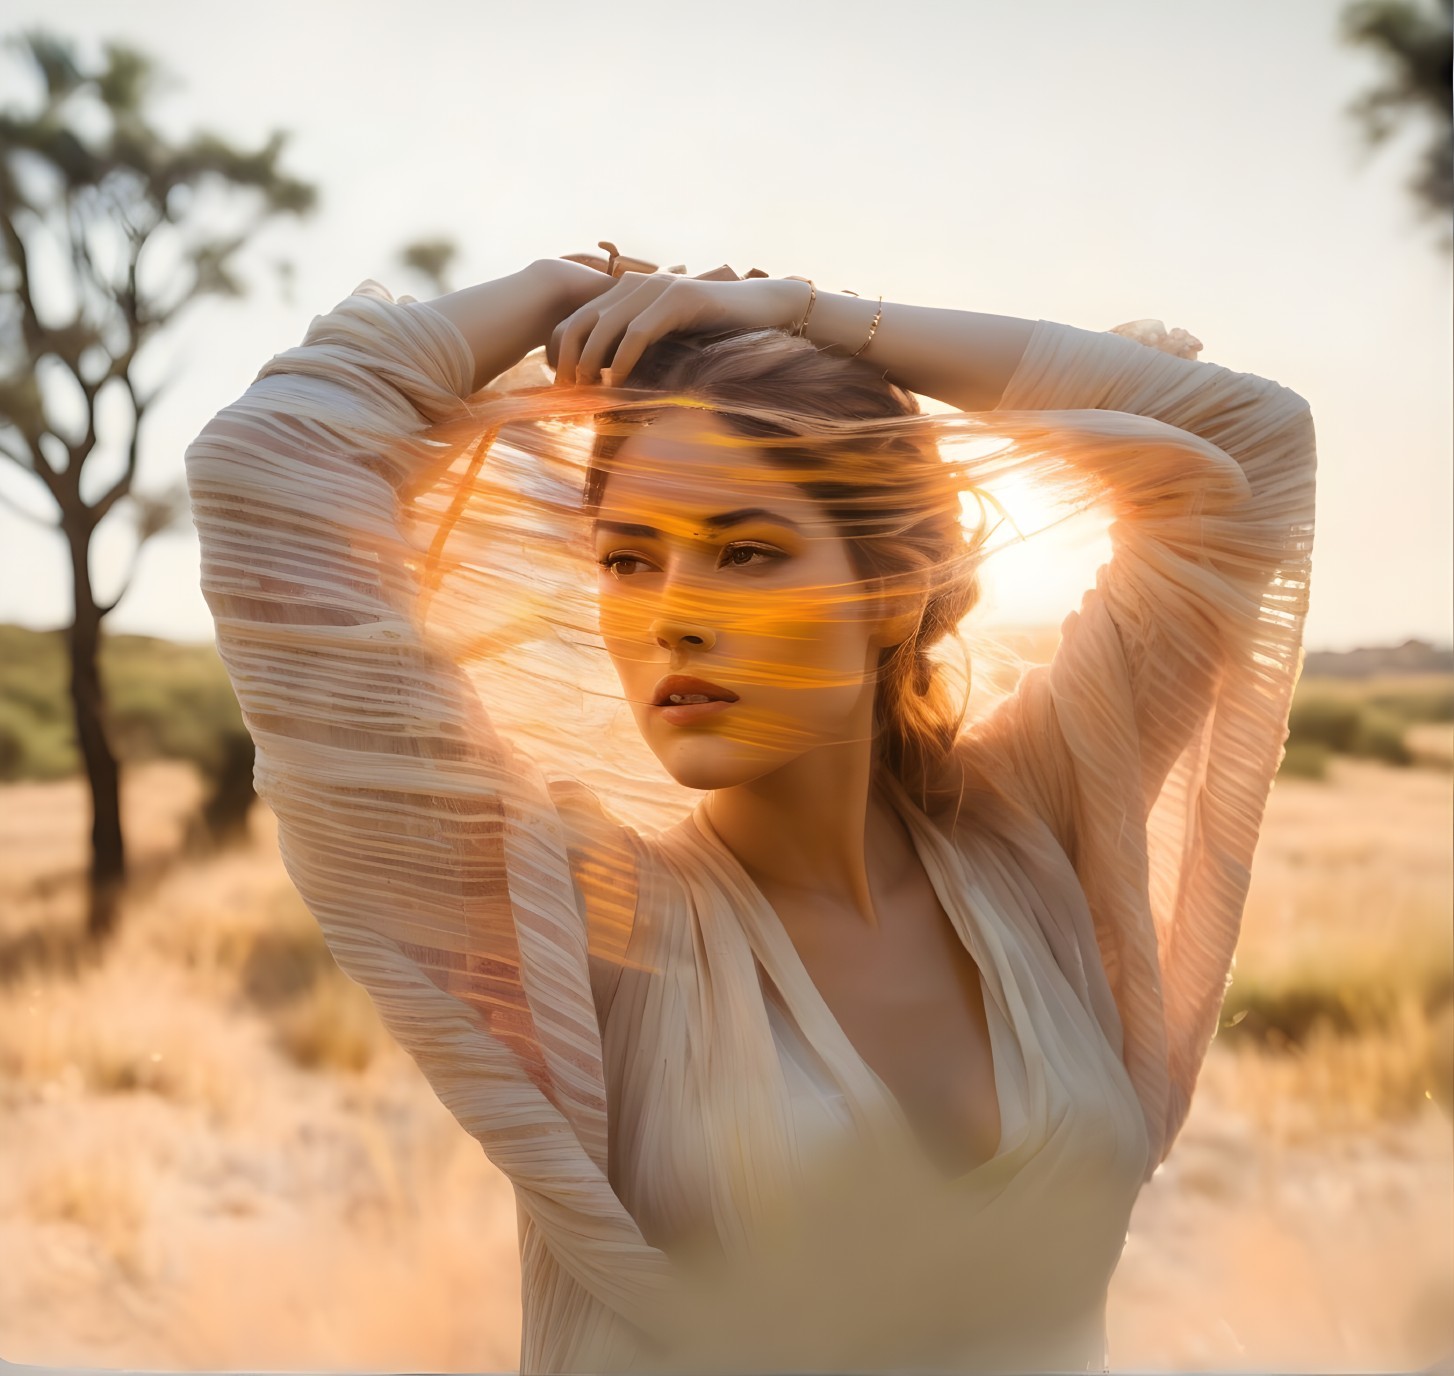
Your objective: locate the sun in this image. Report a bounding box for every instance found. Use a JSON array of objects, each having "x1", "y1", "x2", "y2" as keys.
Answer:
[
  {"x1": 967, "y1": 472, "x2": 1111, "y2": 629},
  {"x1": 912, "y1": 395, "x2": 1114, "y2": 634}
]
